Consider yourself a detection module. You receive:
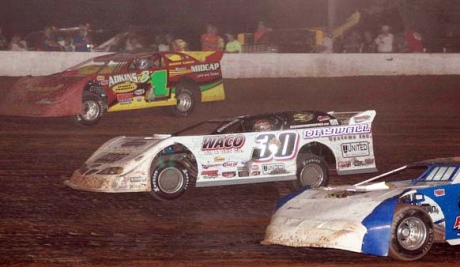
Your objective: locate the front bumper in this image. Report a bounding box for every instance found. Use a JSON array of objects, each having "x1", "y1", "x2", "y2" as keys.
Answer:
[
  {"x1": 64, "y1": 170, "x2": 148, "y2": 193},
  {"x1": 262, "y1": 216, "x2": 367, "y2": 254}
]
